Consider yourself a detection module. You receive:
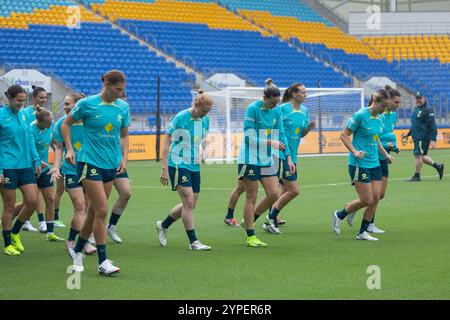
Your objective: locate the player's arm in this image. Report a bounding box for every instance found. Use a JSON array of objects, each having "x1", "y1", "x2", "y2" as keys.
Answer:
[
  {"x1": 49, "y1": 141, "x2": 64, "y2": 181},
  {"x1": 340, "y1": 127, "x2": 365, "y2": 159},
  {"x1": 117, "y1": 127, "x2": 129, "y2": 175},
  {"x1": 27, "y1": 121, "x2": 42, "y2": 176},
  {"x1": 160, "y1": 133, "x2": 172, "y2": 185},
  {"x1": 378, "y1": 139, "x2": 394, "y2": 164},
  {"x1": 61, "y1": 115, "x2": 76, "y2": 165}
]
